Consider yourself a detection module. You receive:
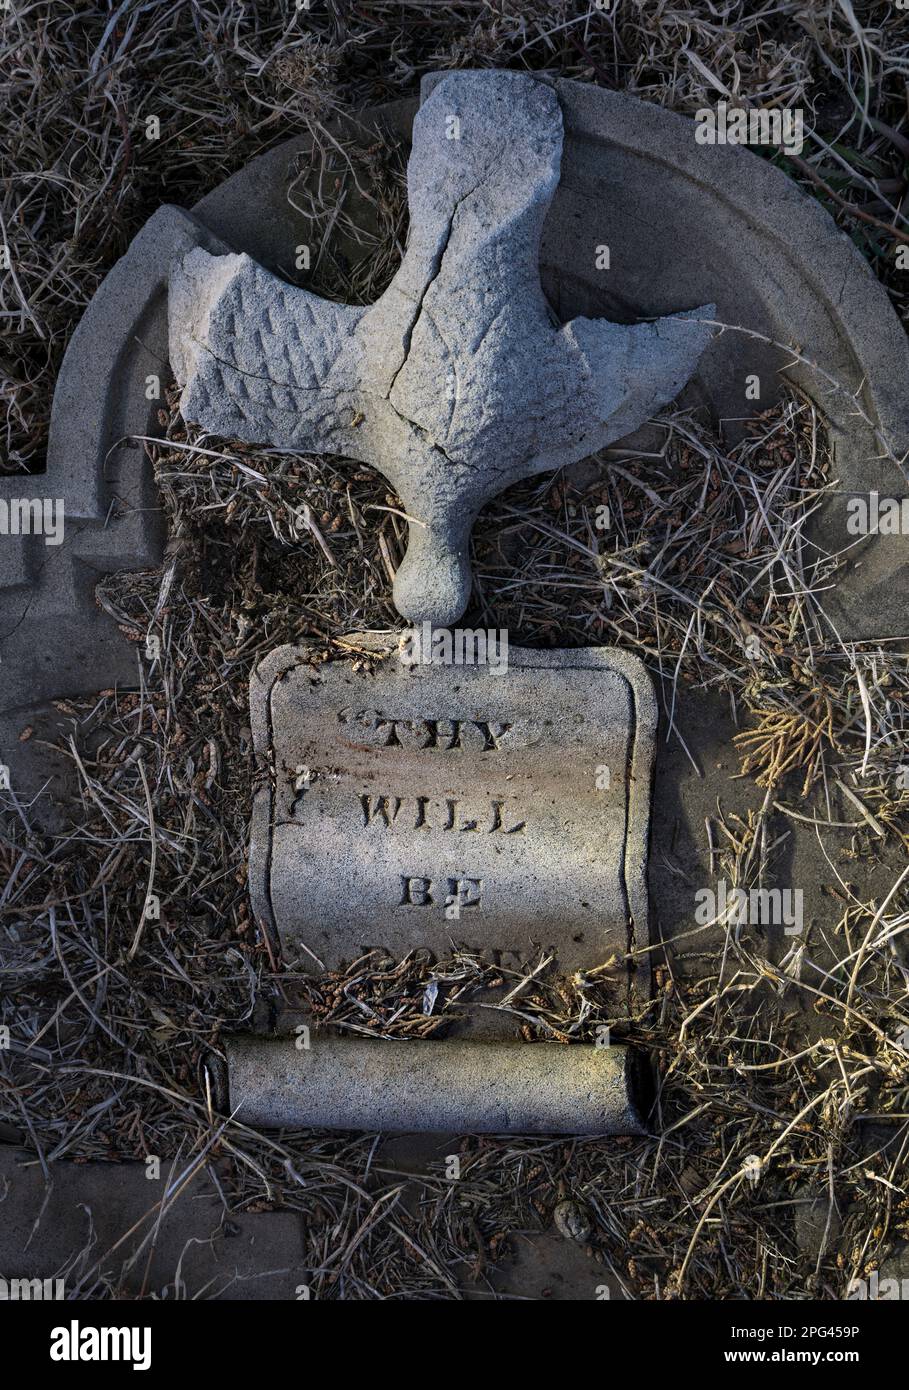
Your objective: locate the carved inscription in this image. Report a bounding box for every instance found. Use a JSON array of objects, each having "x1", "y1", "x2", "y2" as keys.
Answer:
[
  {"x1": 258, "y1": 650, "x2": 649, "y2": 976},
  {"x1": 359, "y1": 795, "x2": 525, "y2": 834},
  {"x1": 340, "y1": 716, "x2": 530, "y2": 905},
  {"x1": 400, "y1": 876, "x2": 483, "y2": 908},
  {"x1": 340, "y1": 711, "x2": 539, "y2": 752}
]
